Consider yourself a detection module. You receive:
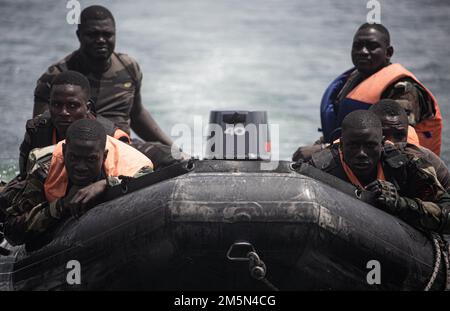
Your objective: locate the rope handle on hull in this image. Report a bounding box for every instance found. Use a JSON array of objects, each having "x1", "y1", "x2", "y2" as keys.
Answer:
[
  {"x1": 226, "y1": 241, "x2": 279, "y2": 291},
  {"x1": 424, "y1": 233, "x2": 450, "y2": 291}
]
